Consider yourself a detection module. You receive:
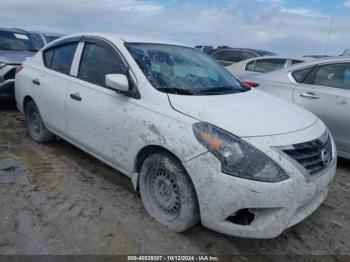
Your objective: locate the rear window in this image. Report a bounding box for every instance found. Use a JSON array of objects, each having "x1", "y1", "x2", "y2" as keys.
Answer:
[
  {"x1": 251, "y1": 59, "x2": 286, "y2": 73},
  {"x1": 292, "y1": 67, "x2": 314, "y2": 83},
  {"x1": 43, "y1": 43, "x2": 78, "y2": 75}
]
